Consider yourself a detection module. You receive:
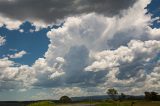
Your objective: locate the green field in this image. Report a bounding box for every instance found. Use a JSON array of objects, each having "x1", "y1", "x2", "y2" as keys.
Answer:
[
  {"x1": 27, "y1": 101, "x2": 160, "y2": 106},
  {"x1": 96, "y1": 101, "x2": 160, "y2": 106},
  {"x1": 27, "y1": 101, "x2": 55, "y2": 106}
]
